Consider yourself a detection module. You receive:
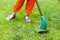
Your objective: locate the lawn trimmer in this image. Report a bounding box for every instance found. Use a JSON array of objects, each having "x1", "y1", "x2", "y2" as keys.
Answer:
[{"x1": 35, "y1": 0, "x2": 48, "y2": 33}]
